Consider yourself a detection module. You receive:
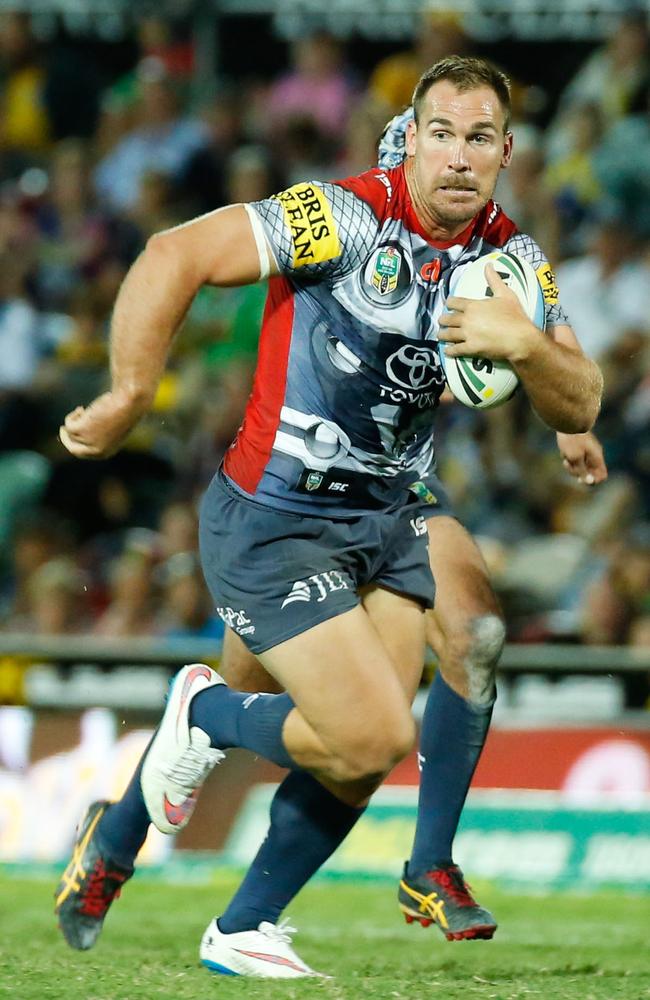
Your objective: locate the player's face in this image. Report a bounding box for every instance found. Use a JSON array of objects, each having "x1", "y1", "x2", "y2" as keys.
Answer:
[{"x1": 405, "y1": 81, "x2": 512, "y2": 232}]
